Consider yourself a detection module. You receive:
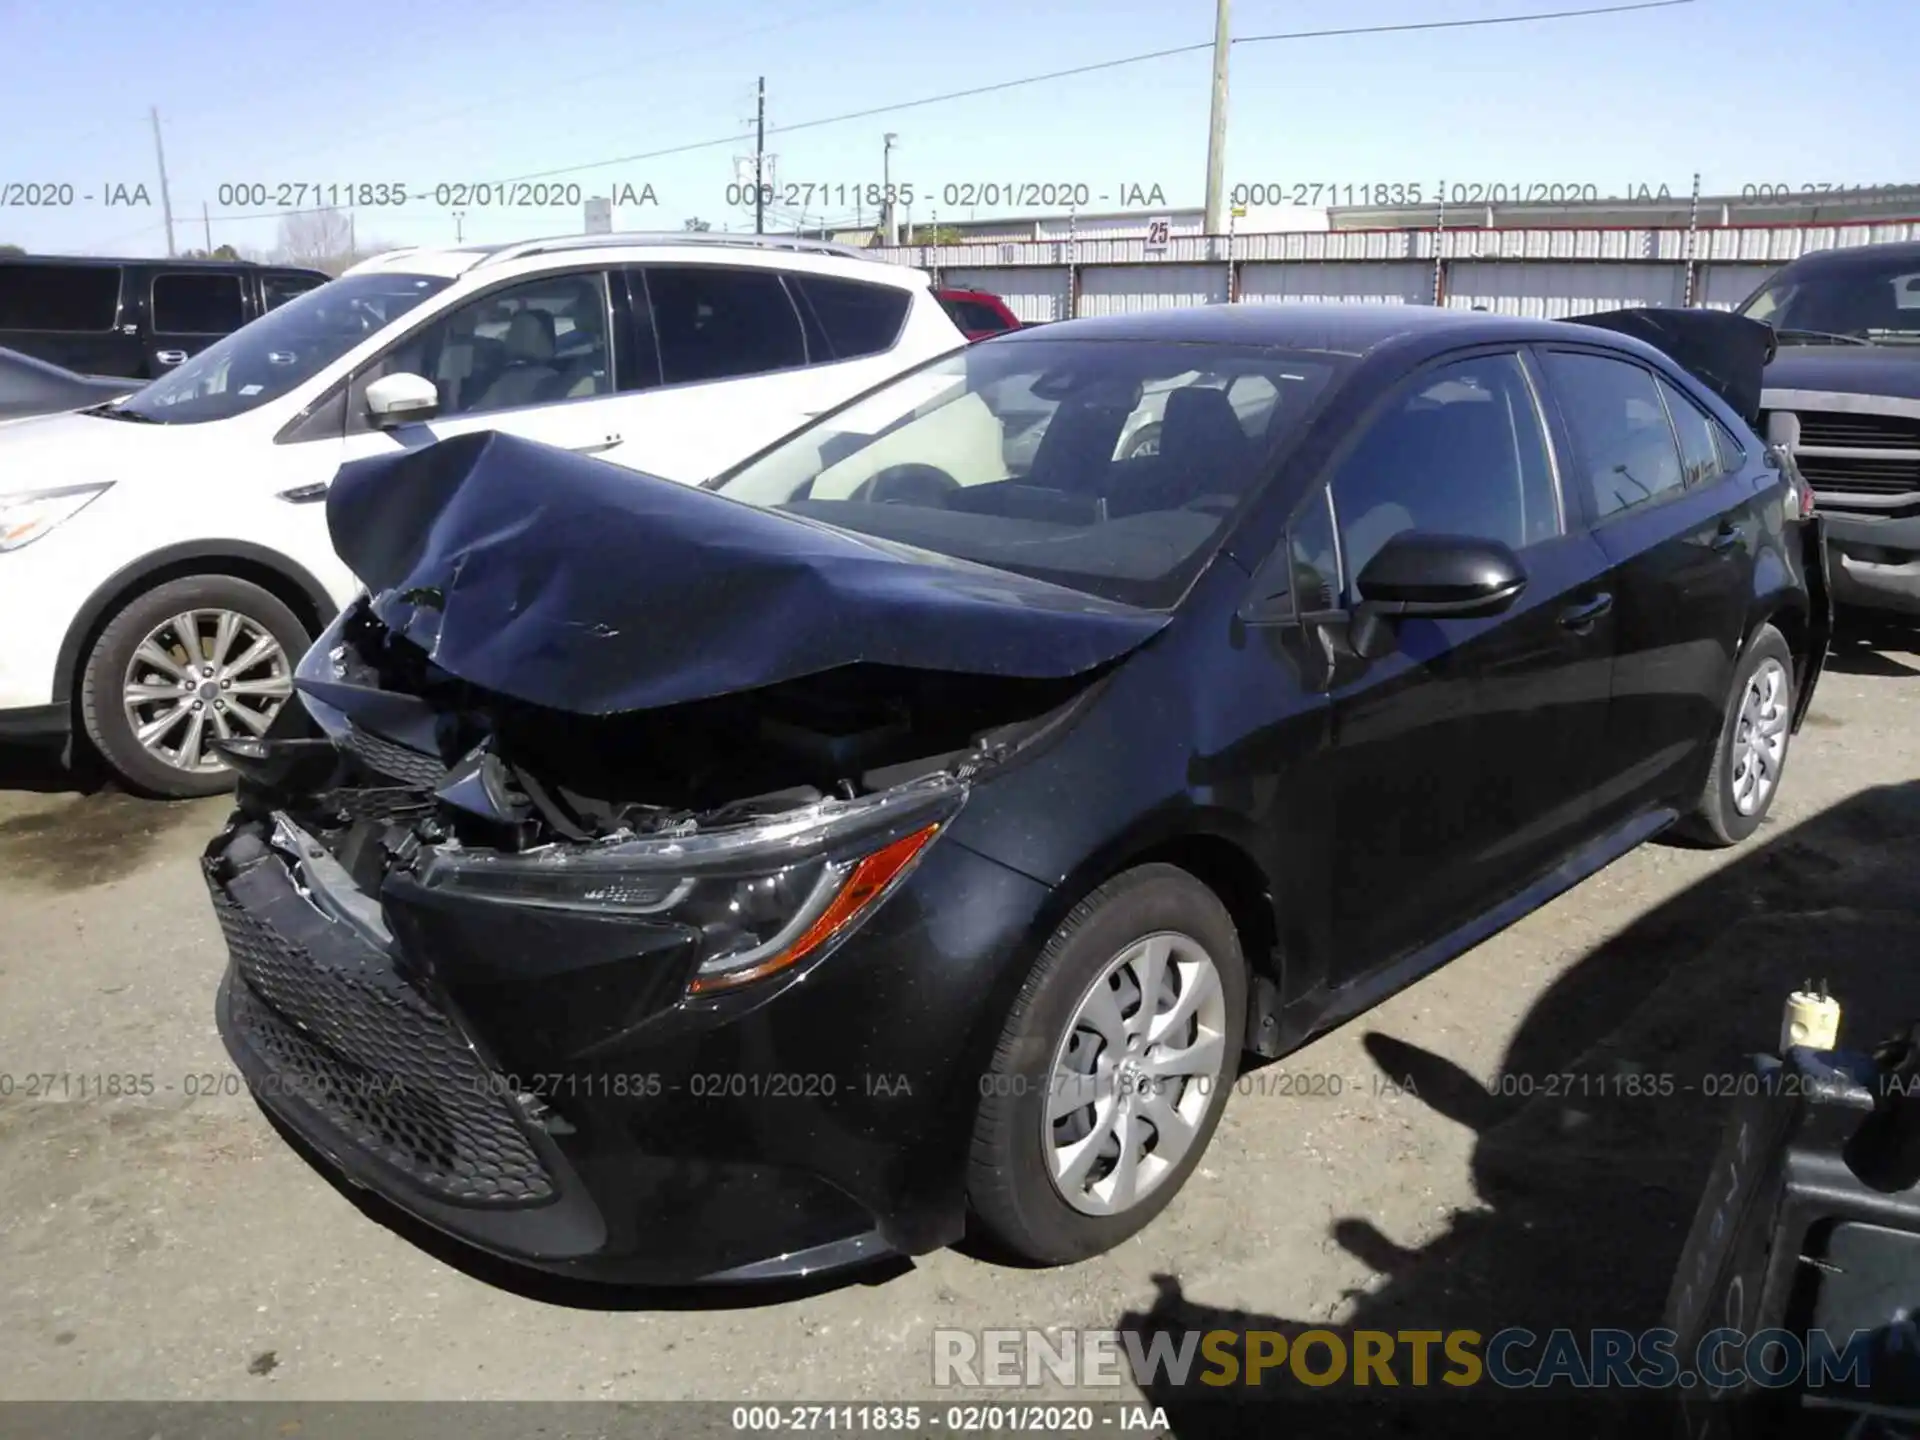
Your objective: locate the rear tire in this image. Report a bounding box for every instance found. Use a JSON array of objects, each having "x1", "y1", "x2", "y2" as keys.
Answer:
[
  {"x1": 80, "y1": 574, "x2": 309, "y2": 799},
  {"x1": 967, "y1": 864, "x2": 1246, "y2": 1265},
  {"x1": 1676, "y1": 624, "x2": 1795, "y2": 848}
]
